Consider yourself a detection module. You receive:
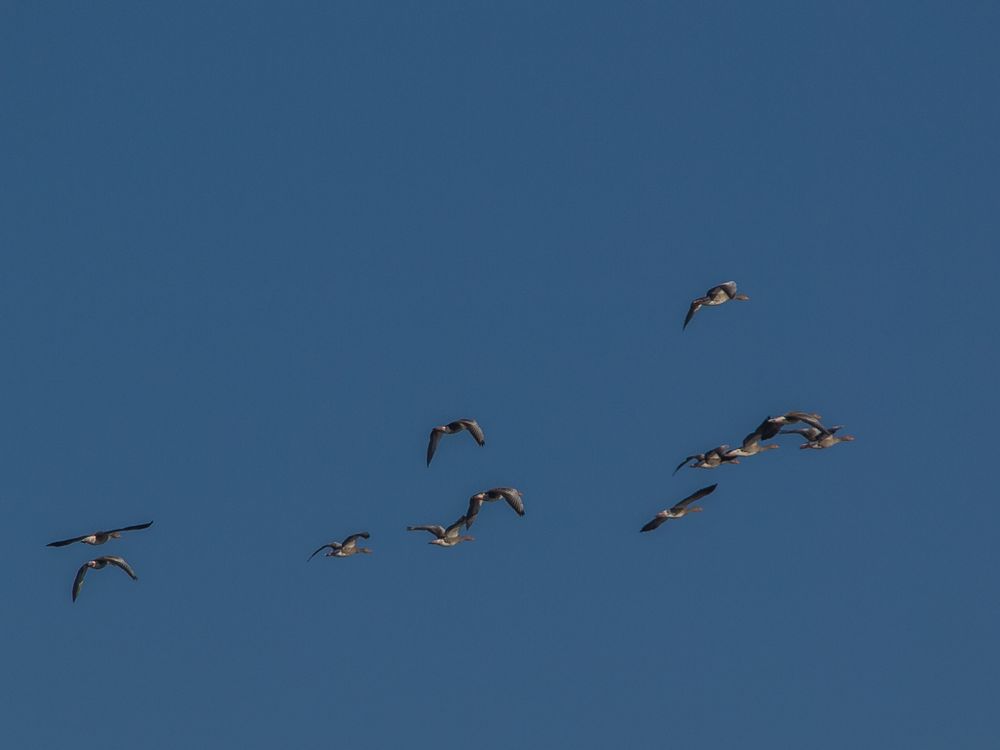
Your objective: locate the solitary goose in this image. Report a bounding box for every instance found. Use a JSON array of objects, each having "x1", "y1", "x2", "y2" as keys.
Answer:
[
  {"x1": 72, "y1": 555, "x2": 138, "y2": 602},
  {"x1": 426, "y1": 419, "x2": 486, "y2": 466},
  {"x1": 683, "y1": 281, "x2": 750, "y2": 329},
  {"x1": 641, "y1": 484, "x2": 718, "y2": 532},
  {"x1": 47, "y1": 521, "x2": 153, "y2": 548},
  {"x1": 465, "y1": 487, "x2": 525, "y2": 528},
  {"x1": 673, "y1": 446, "x2": 739, "y2": 475},
  {"x1": 407, "y1": 515, "x2": 475, "y2": 547},
  {"x1": 307, "y1": 532, "x2": 372, "y2": 561}
]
